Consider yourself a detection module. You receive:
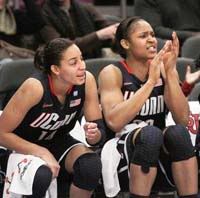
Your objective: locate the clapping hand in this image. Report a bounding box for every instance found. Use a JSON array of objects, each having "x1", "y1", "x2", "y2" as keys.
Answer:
[{"x1": 163, "y1": 32, "x2": 180, "y2": 73}]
